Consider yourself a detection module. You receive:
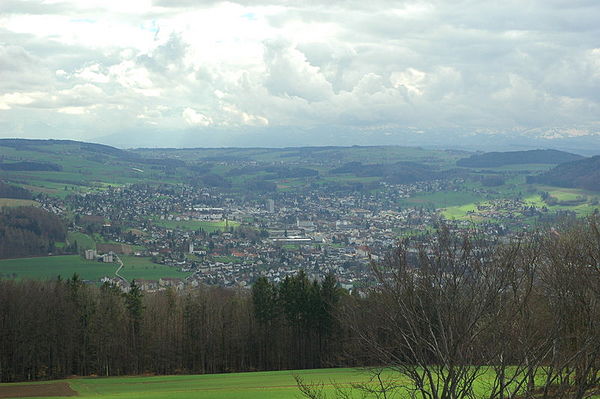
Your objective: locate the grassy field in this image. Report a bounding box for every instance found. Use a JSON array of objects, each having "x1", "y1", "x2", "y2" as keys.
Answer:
[
  {"x1": 440, "y1": 203, "x2": 481, "y2": 220},
  {"x1": 0, "y1": 368, "x2": 392, "y2": 399},
  {"x1": 402, "y1": 190, "x2": 483, "y2": 209},
  {"x1": 67, "y1": 232, "x2": 96, "y2": 250},
  {"x1": 153, "y1": 218, "x2": 240, "y2": 232},
  {"x1": 3, "y1": 366, "x2": 591, "y2": 399},
  {"x1": 118, "y1": 256, "x2": 191, "y2": 281},
  {"x1": 440, "y1": 183, "x2": 600, "y2": 221},
  {"x1": 0, "y1": 255, "x2": 190, "y2": 282}
]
